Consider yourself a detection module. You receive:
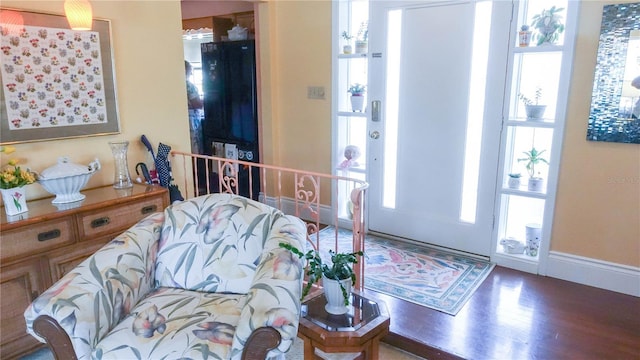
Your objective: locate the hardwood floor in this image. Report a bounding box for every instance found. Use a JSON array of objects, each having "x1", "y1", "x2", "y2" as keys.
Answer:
[{"x1": 359, "y1": 266, "x2": 640, "y2": 360}]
